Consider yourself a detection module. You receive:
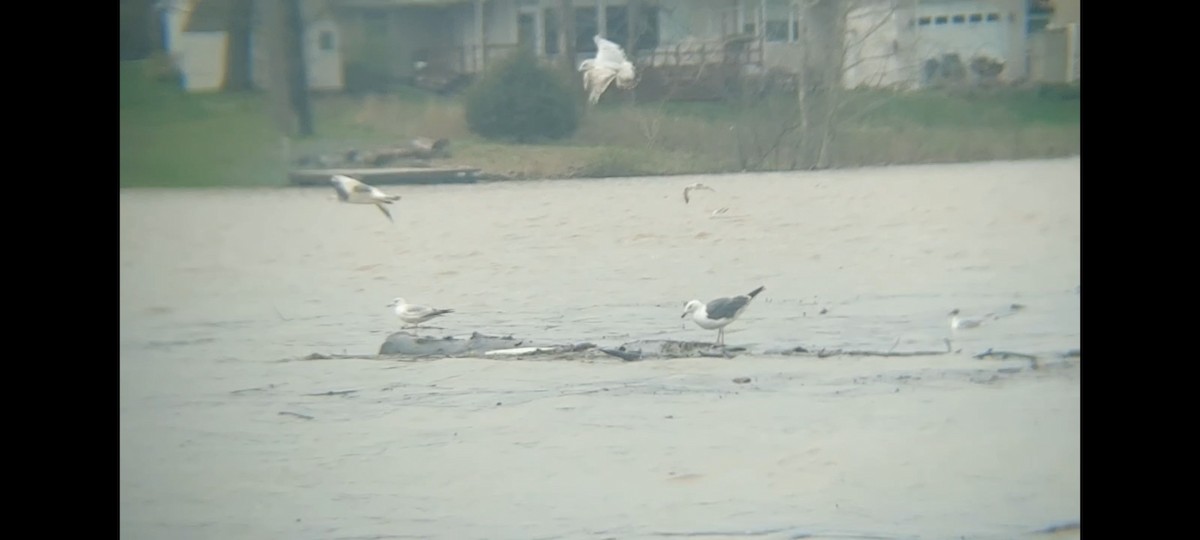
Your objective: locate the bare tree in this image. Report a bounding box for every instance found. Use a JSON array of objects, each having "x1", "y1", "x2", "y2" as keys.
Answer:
[
  {"x1": 222, "y1": 0, "x2": 255, "y2": 91},
  {"x1": 266, "y1": 0, "x2": 313, "y2": 136},
  {"x1": 796, "y1": 0, "x2": 847, "y2": 170}
]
